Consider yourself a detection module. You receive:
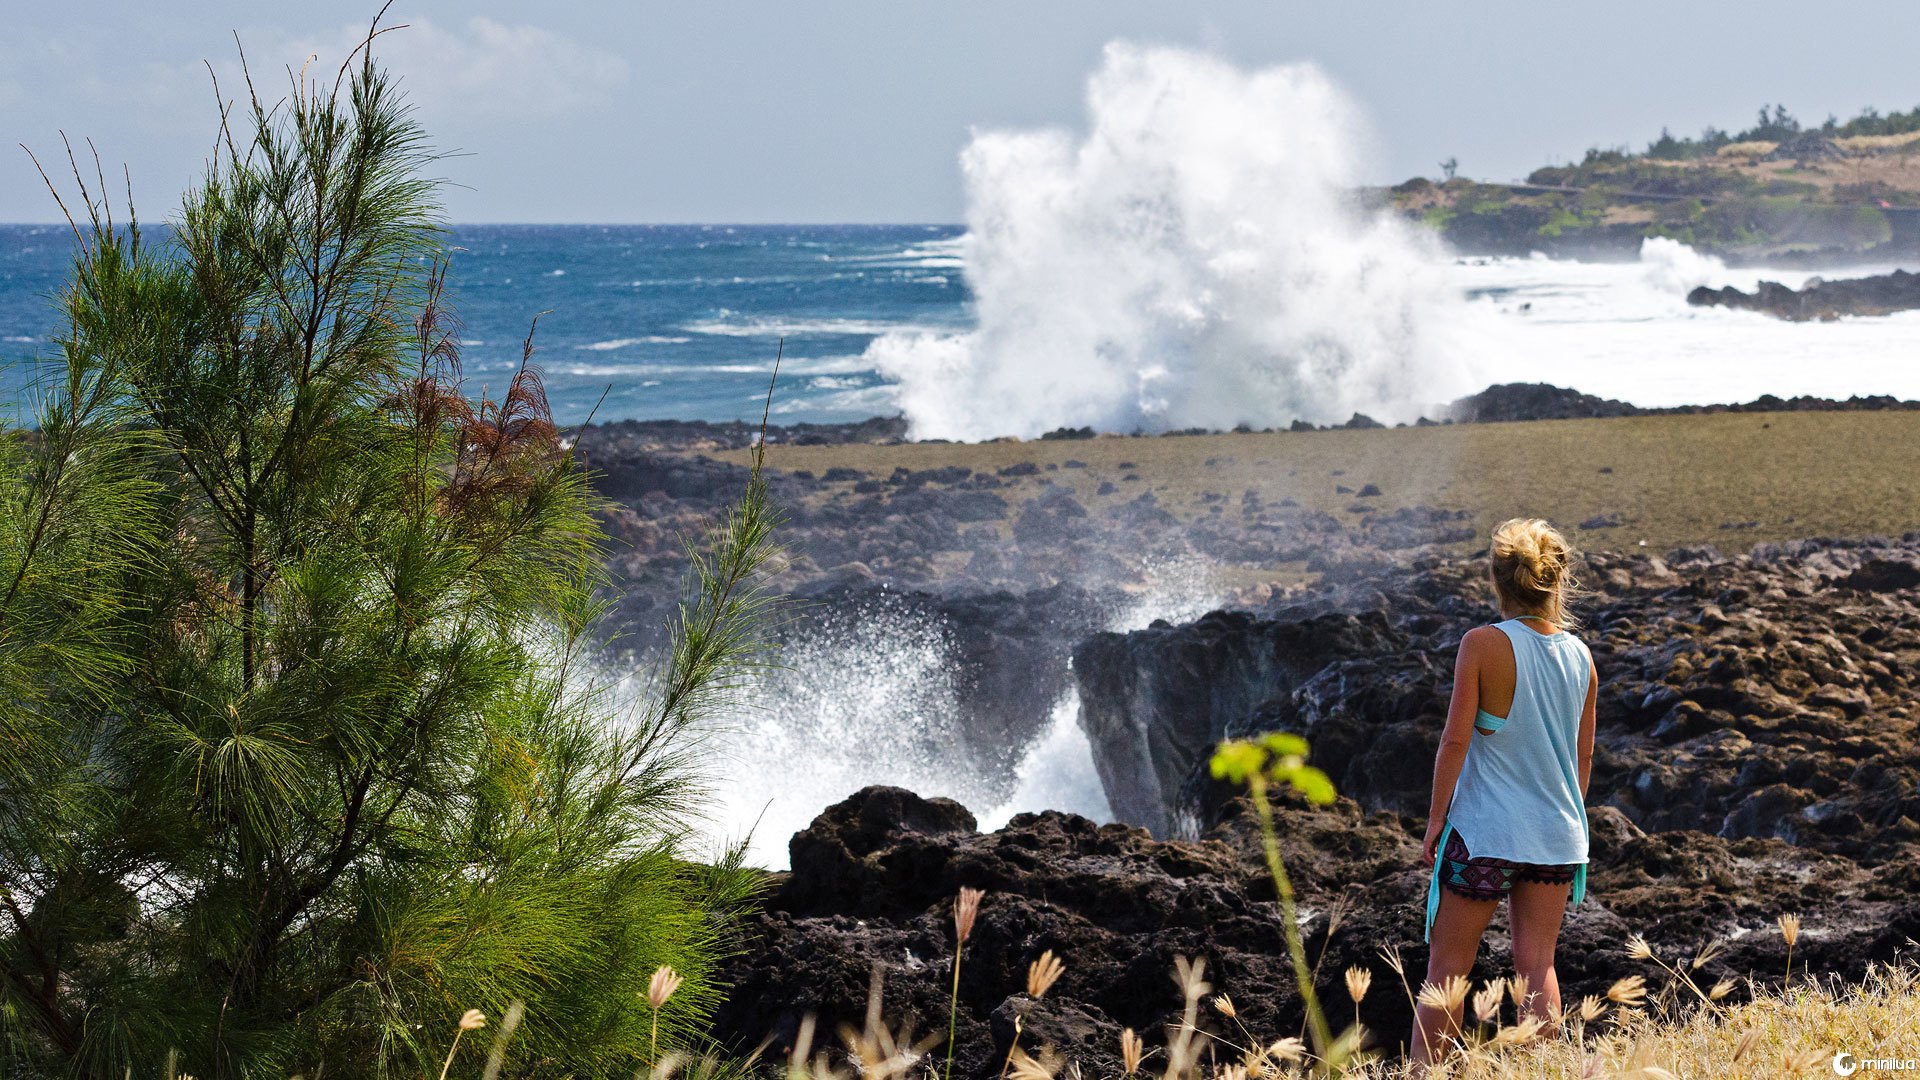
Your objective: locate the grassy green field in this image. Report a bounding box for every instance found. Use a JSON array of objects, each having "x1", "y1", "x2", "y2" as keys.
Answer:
[{"x1": 720, "y1": 411, "x2": 1920, "y2": 556}]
